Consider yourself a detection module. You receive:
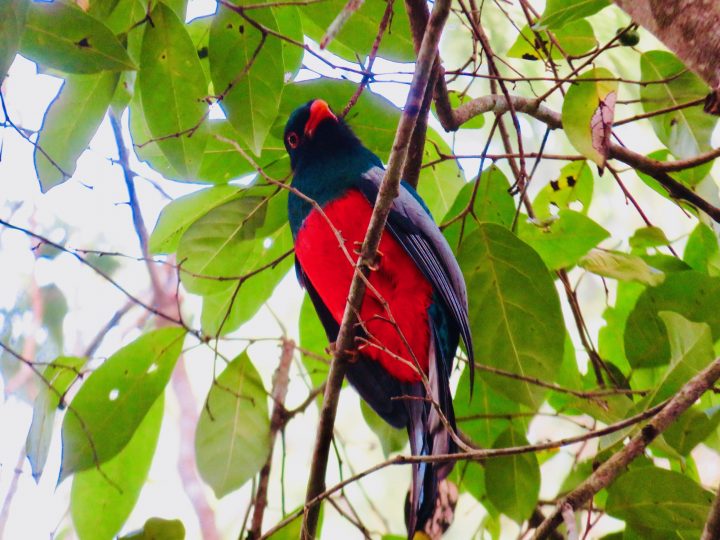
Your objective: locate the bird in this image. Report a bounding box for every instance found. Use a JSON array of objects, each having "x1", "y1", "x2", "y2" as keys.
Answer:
[{"x1": 284, "y1": 99, "x2": 474, "y2": 539}]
